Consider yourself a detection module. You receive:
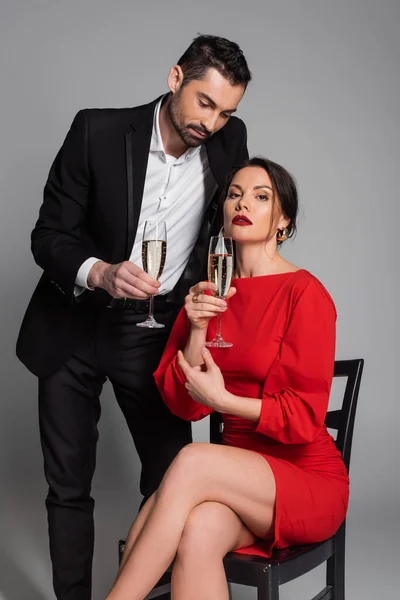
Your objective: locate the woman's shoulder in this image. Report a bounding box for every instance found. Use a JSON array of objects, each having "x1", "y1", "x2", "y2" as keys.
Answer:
[{"x1": 284, "y1": 269, "x2": 336, "y2": 317}]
